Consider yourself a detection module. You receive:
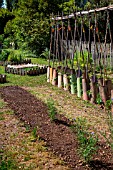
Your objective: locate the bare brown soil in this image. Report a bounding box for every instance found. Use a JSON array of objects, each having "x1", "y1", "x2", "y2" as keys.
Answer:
[{"x1": 0, "y1": 86, "x2": 113, "y2": 170}]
